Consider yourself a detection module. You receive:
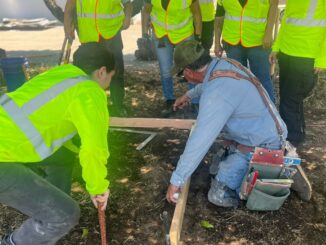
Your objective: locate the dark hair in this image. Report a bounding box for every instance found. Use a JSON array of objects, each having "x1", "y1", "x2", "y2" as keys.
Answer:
[
  {"x1": 186, "y1": 52, "x2": 212, "y2": 71},
  {"x1": 73, "y1": 42, "x2": 115, "y2": 75}
]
